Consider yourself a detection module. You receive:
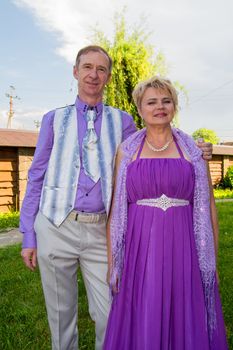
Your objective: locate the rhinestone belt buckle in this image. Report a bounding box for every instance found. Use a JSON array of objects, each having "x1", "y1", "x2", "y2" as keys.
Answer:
[{"x1": 136, "y1": 194, "x2": 189, "y2": 211}]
